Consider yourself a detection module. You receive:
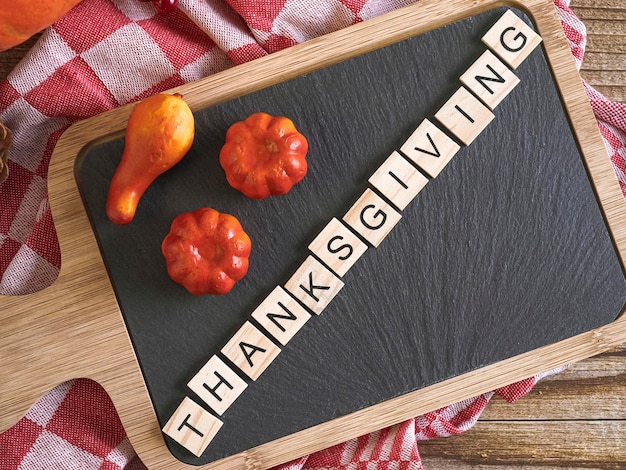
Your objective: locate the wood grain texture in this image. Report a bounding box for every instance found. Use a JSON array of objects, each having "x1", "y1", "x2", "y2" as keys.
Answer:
[
  {"x1": 459, "y1": 50, "x2": 521, "y2": 109},
  {"x1": 399, "y1": 119, "x2": 461, "y2": 178},
  {"x1": 419, "y1": 345, "x2": 626, "y2": 468},
  {"x1": 368, "y1": 151, "x2": 429, "y2": 210},
  {"x1": 220, "y1": 321, "x2": 282, "y2": 381},
  {"x1": 572, "y1": 0, "x2": 626, "y2": 101},
  {"x1": 433, "y1": 86, "x2": 495, "y2": 145},
  {"x1": 0, "y1": 0, "x2": 624, "y2": 469}
]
